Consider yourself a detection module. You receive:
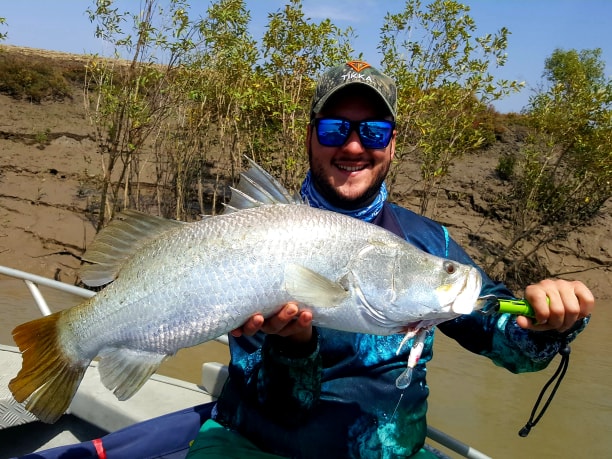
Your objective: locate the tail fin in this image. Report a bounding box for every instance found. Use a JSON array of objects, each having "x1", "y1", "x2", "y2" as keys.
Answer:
[{"x1": 9, "y1": 313, "x2": 88, "y2": 423}]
